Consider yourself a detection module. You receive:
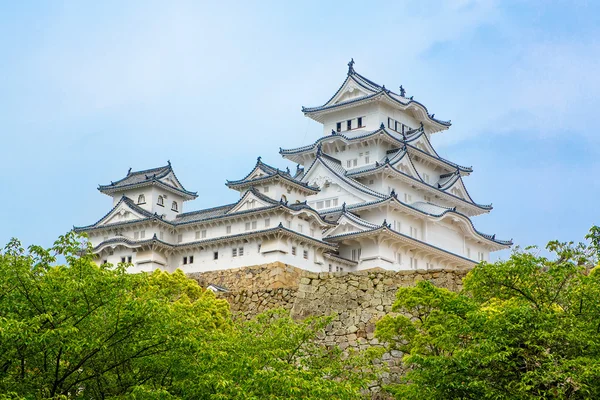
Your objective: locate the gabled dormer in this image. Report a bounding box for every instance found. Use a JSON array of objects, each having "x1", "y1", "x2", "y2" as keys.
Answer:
[
  {"x1": 97, "y1": 162, "x2": 197, "y2": 220},
  {"x1": 226, "y1": 157, "x2": 319, "y2": 204},
  {"x1": 302, "y1": 59, "x2": 451, "y2": 136}
]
